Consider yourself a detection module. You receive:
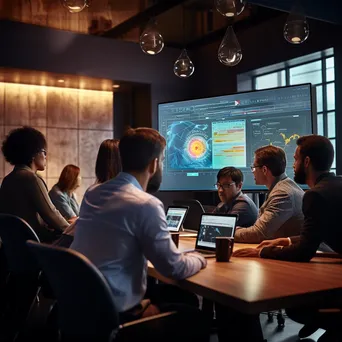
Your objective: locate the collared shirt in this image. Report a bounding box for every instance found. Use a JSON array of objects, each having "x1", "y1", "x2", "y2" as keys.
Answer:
[
  {"x1": 213, "y1": 191, "x2": 258, "y2": 227},
  {"x1": 260, "y1": 172, "x2": 342, "y2": 262},
  {"x1": 234, "y1": 173, "x2": 304, "y2": 243},
  {"x1": 70, "y1": 172, "x2": 205, "y2": 312}
]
